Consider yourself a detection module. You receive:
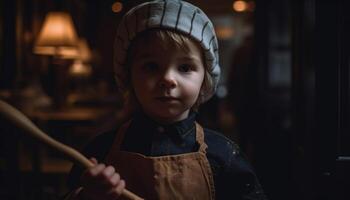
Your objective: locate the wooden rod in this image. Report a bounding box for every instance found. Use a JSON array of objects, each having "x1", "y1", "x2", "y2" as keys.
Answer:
[{"x1": 0, "y1": 100, "x2": 143, "y2": 200}]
